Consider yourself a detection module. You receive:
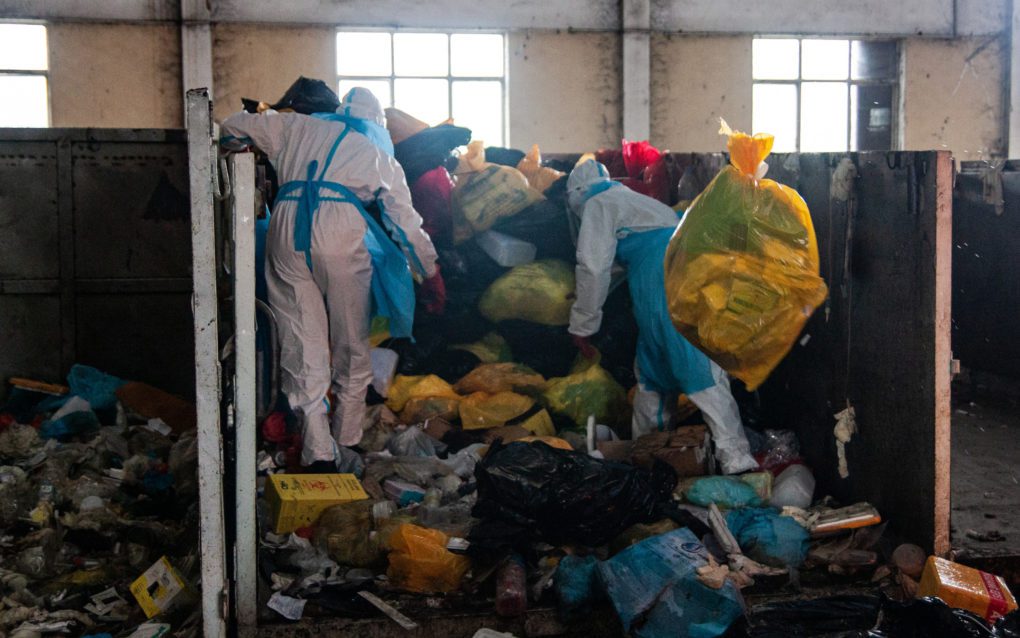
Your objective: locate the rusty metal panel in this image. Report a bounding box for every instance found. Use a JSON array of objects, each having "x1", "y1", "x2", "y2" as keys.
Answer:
[
  {"x1": 0, "y1": 295, "x2": 62, "y2": 388},
  {"x1": 0, "y1": 142, "x2": 59, "y2": 279},
  {"x1": 75, "y1": 292, "x2": 194, "y2": 398},
  {"x1": 72, "y1": 141, "x2": 192, "y2": 279}
]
